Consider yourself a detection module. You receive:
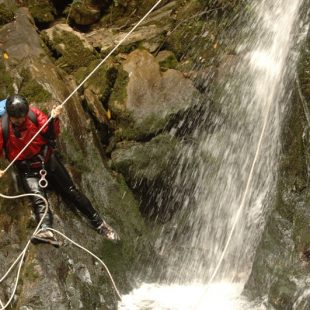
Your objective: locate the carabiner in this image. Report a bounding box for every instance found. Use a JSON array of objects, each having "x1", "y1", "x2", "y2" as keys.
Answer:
[{"x1": 39, "y1": 169, "x2": 48, "y2": 188}]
